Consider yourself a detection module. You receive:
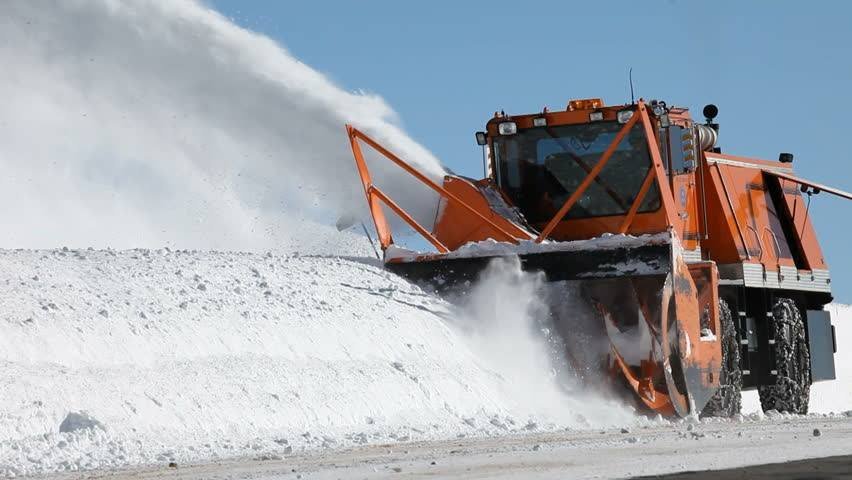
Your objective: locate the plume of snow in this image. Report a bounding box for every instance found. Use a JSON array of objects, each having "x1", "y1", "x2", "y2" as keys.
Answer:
[
  {"x1": 0, "y1": 0, "x2": 444, "y2": 252},
  {"x1": 451, "y1": 257, "x2": 635, "y2": 426}
]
